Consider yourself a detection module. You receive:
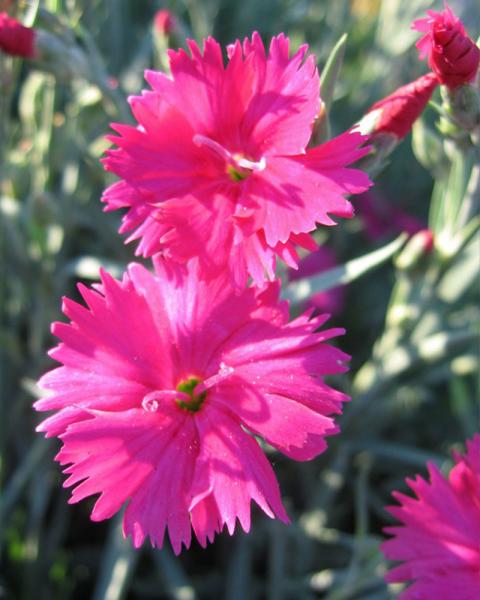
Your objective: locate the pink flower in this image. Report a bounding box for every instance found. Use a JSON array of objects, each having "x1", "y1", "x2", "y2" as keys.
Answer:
[
  {"x1": 381, "y1": 434, "x2": 480, "y2": 599},
  {"x1": 154, "y1": 9, "x2": 175, "y2": 35},
  {"x1": 102, "y1": 33, "x2": 371, "y2": 287},
  {"x1": 288, "y1": 245, "x2": 345, "y2": 316},
  {"x1": 363, "y1": 73, "x2": 438, "y2": 139},
  {"x1": 0, "y1": 12, "x2": 35, "y2": 58},
  {"x1": 35, "y1": 259, "x2": 350, "y2": 553},
  {"x1": 412, "y1": 3, "x2": 480, "y2": 88}
]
